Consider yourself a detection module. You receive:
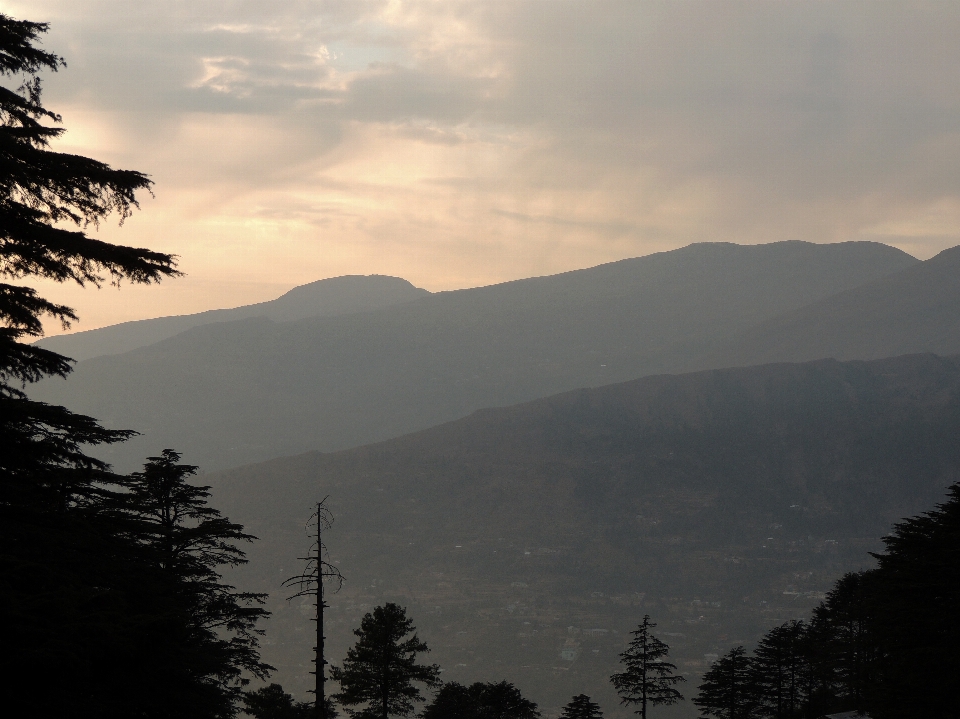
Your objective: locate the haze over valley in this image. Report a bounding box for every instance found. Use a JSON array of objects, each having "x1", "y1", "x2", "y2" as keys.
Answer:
[
  {"x1": 211, "y1": 352, "x2": 960, "y2": 714},
  {"x1": 33, "y1": 240, "x2": 922, "y2": 472}
]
